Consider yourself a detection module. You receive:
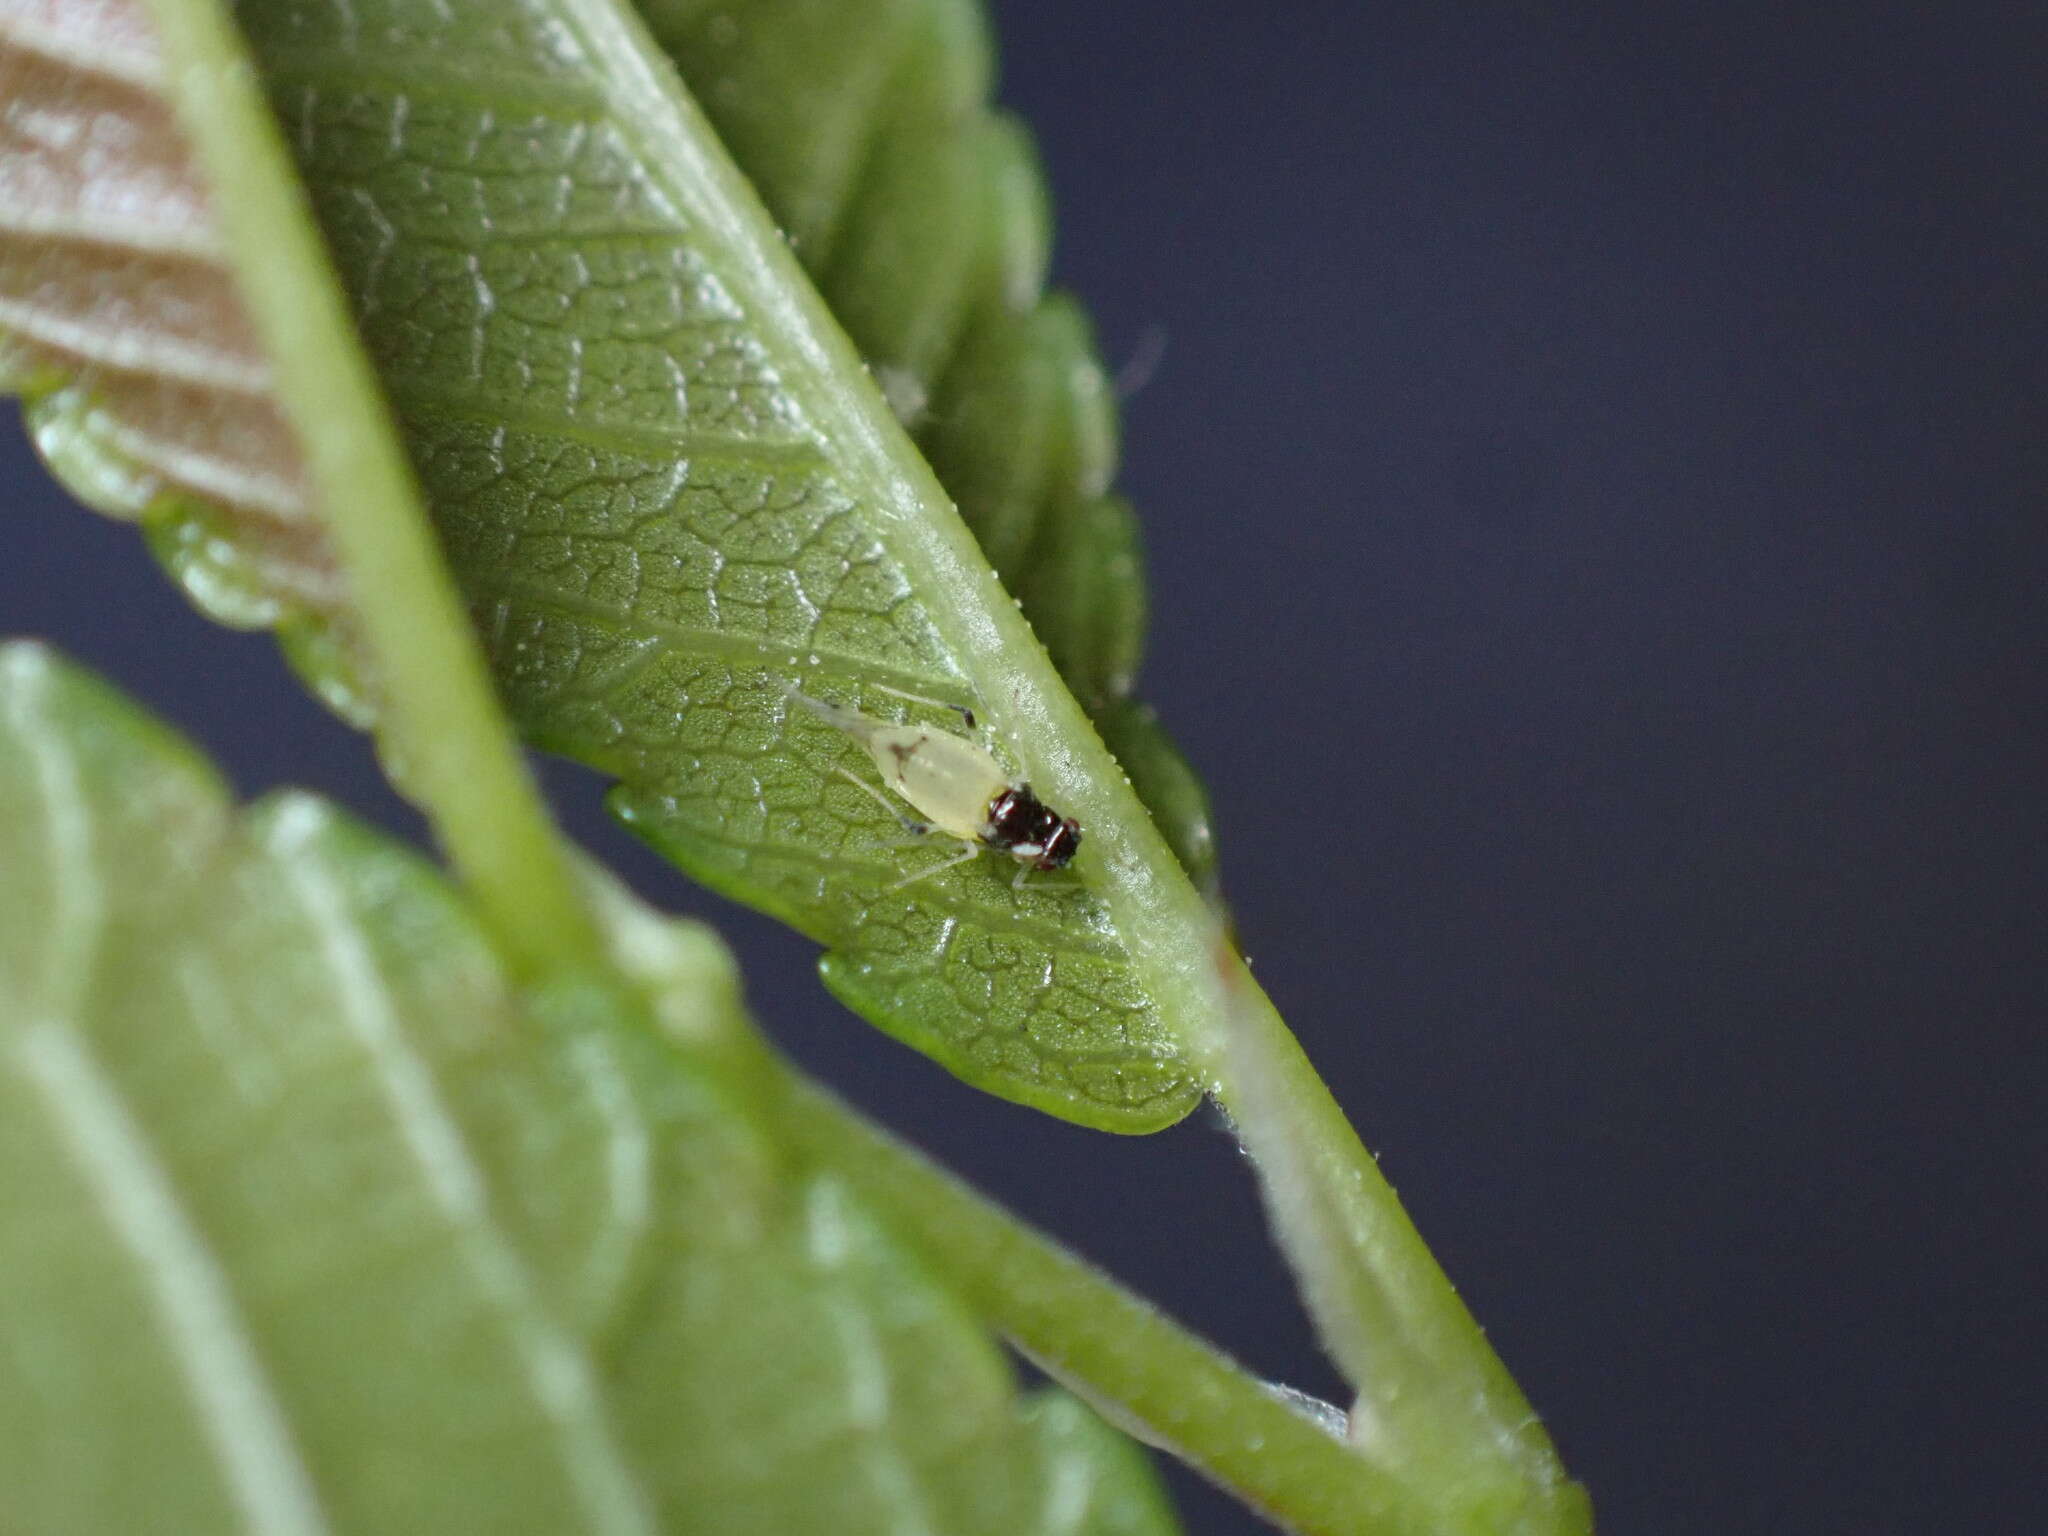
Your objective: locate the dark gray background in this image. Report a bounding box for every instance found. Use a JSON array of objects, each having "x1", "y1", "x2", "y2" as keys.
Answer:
[{"x1": 5, "y1": 2, "x2": 2043, "y2": 1531}]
